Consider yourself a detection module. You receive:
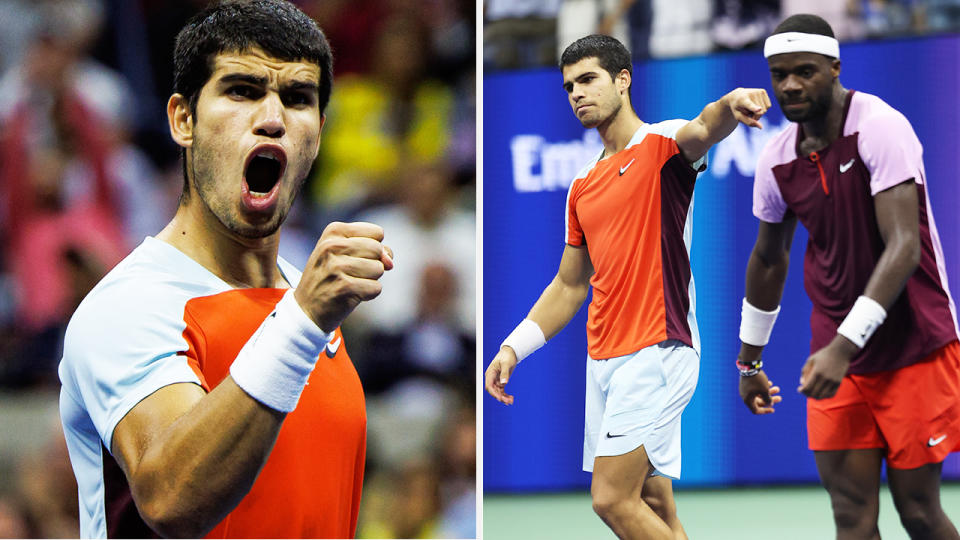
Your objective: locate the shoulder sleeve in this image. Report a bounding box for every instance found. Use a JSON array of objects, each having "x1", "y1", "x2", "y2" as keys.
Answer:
[
  {"x1": 752, "y1": 141, "x2": 789, "y2": 223},
  {"x1": 857, "y1": 109, "x2": 924, "y2": 194},
  {"x1": 648, "y1": 119, "x2": 707, "y2": 172},
  {"x1": 565, "y1": 152, "x2": 601, "y2": 246},
  {"x1": 565, "y1": 175, "x2": 585, "y2": 246},
  {"x1": 59, "y1": 278, "x2": 204, "y2": 452}
]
